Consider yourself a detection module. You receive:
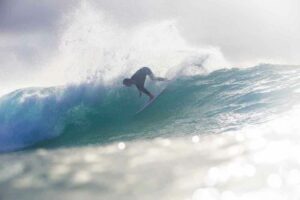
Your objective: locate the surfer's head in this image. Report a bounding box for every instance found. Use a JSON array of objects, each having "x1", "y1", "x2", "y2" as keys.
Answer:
[{"x1": 123, "y1": 78, "x2": 134, "y2": 87}]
